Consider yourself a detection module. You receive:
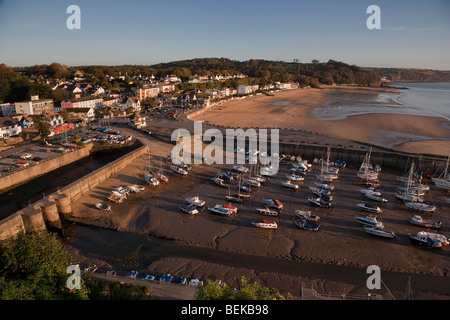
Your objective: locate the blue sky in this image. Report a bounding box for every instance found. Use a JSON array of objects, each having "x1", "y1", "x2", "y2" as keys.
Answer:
[{"x1": 0, "y1": 0, "x2": 449, "y2": 69}]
